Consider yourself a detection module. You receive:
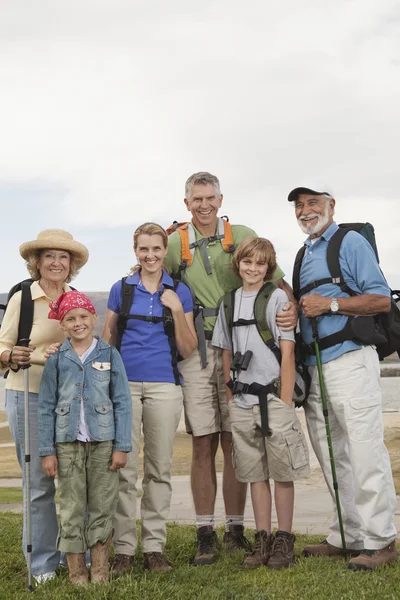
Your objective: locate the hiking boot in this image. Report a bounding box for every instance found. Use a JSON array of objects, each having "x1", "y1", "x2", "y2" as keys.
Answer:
[
  {"x1": 66, "y1": 553, "x2": 89, "y2": 586},
  {"x1": 192, "y1": 525, "x2": 219, "y2": 566},
  {"x1": 90, "y1": 536, "x2": 112, "y2": 583},
  {"x1": 268, "y1": 531, "x2": 296, "y2": 569},
  {"x1": 303, "y1": 539, "x2": 359, "y2": 558},
  {"x1": 144, "y1": 552, "x2": 172, "y2": 572},
  {"x1": 223, "y1": 525, "x2": 252, "y2": 552},
  {"x1": 111, "y1": 553, "x2": 135, "y2": 577},
  {"x1": 348, "y1": 543, "x2": 398, "y2": 571},
  {"x1": 242, "y1": 530, "x2": 274, "y2": 568}
]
